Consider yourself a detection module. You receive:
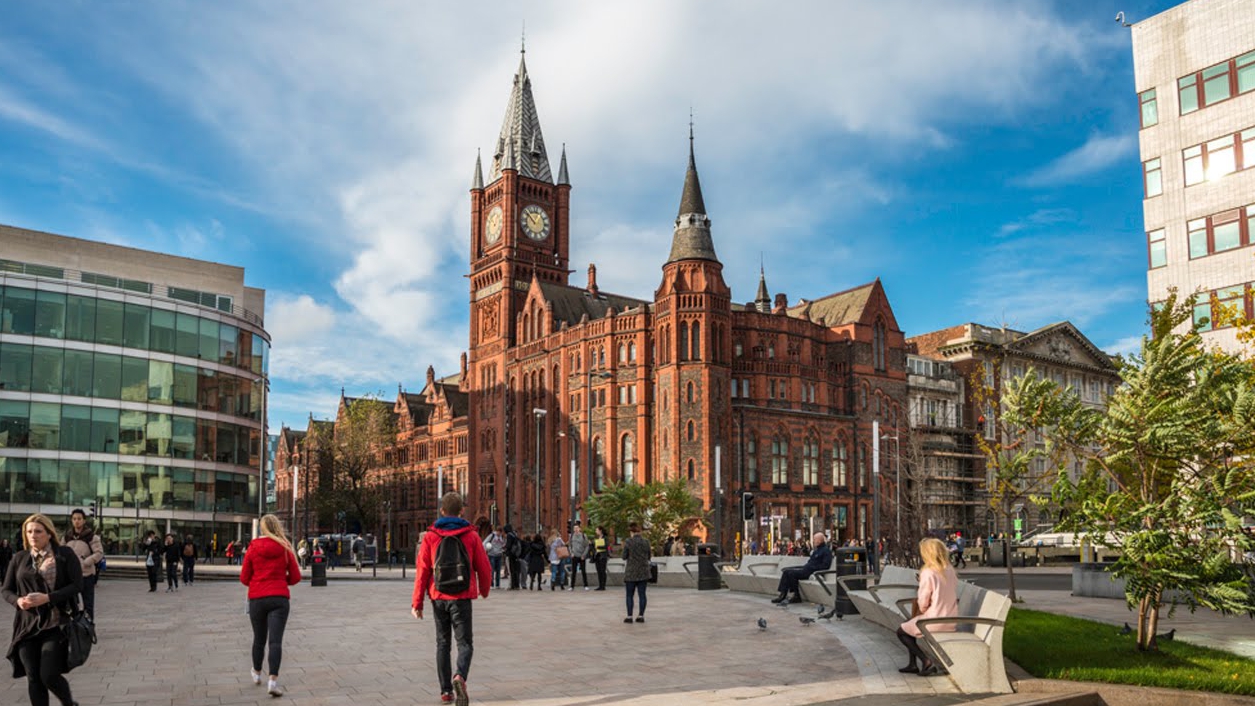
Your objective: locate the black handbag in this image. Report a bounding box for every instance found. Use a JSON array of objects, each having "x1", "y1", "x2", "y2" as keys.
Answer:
[
  {"x1": 63, "y1": 610, "x2": 96, "y2": 671},
  {"x1": 648, "y1": 562, "x2": 659, "y2": 584}
]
